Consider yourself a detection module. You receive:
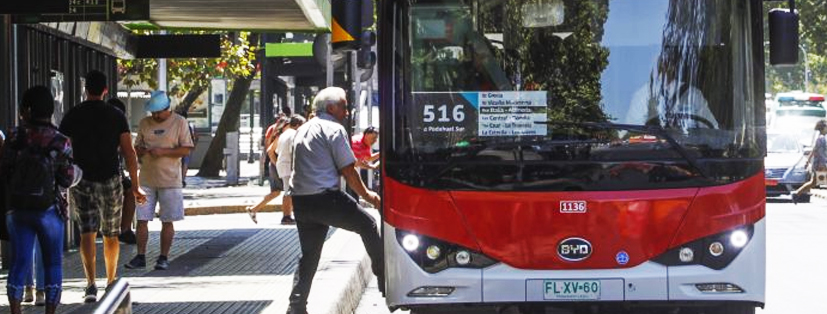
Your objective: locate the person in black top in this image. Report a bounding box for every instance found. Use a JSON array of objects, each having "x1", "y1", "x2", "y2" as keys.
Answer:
[
  {"x1": 58, "y1": 71, "x2": 146, "y2": 303},
  {"x1": 107, "y1": 98, "x2": 138, "y2": 244}
]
